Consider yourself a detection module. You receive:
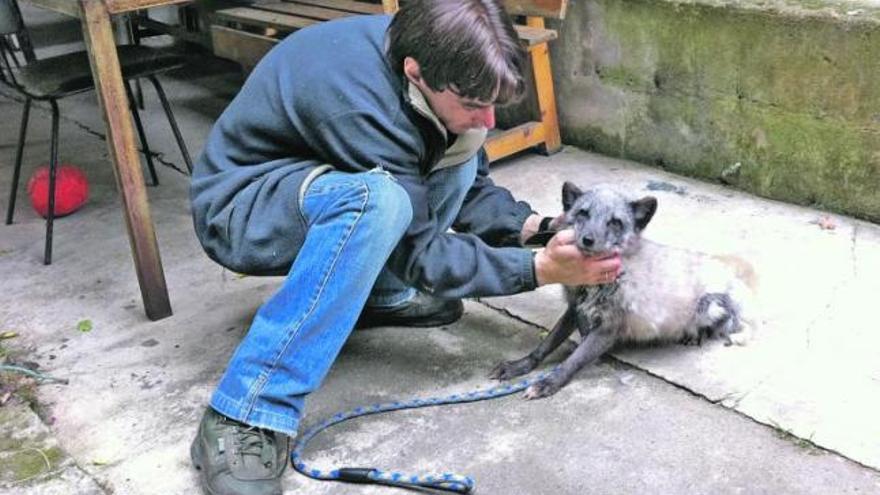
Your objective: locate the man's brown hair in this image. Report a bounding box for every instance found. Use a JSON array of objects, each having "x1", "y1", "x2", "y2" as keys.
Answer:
[{"x1": 387, "y1": 0, "x2": 526, "y2": 105}]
